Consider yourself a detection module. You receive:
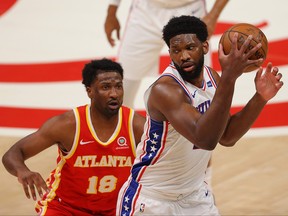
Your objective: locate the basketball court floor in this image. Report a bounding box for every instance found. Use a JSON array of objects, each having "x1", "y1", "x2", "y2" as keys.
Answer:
[{"x1": 1, "y1": 134, "x2": 288, "y2": 215}]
